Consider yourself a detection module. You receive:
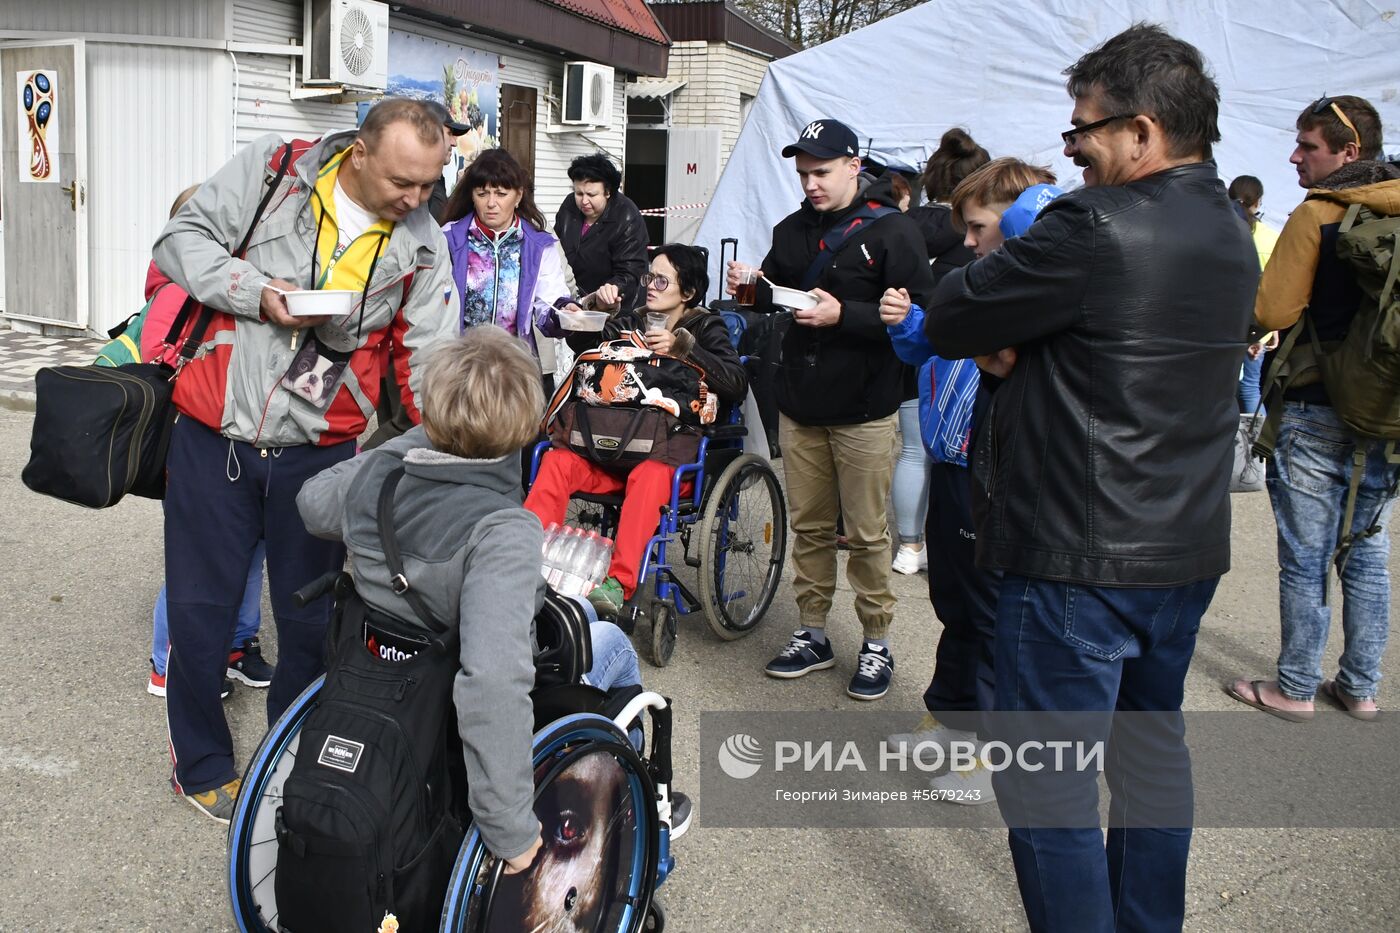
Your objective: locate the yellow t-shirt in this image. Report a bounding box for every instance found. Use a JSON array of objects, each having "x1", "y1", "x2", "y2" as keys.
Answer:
[{"x1": 310, "y1": 147, "x2": 394, "y2": 293}]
